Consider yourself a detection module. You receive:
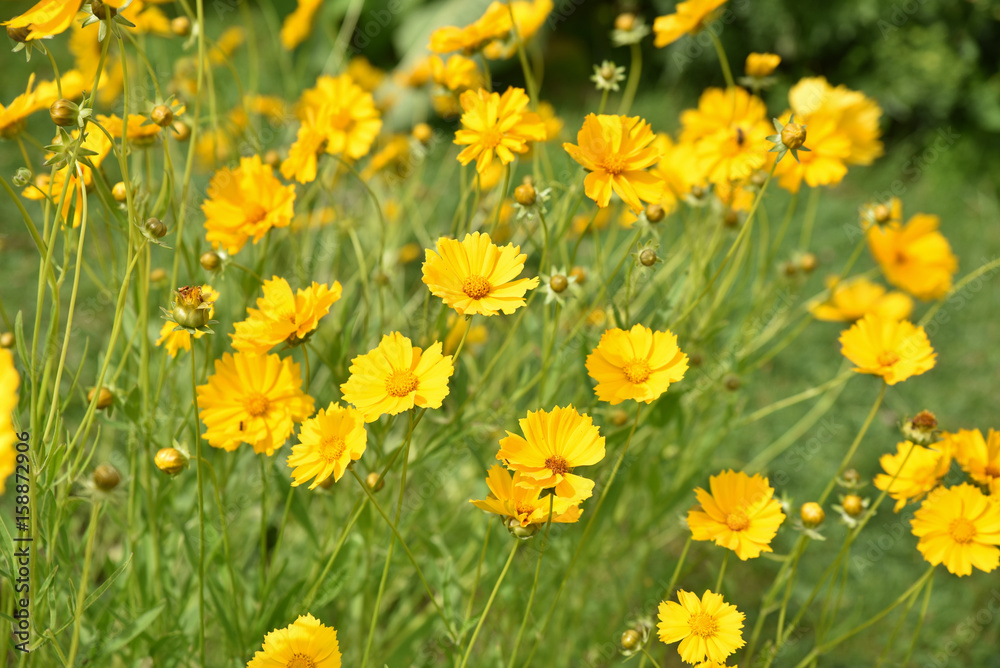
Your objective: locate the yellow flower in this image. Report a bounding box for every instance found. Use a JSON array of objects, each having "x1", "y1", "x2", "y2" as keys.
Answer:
[
  {"x1": 231, "y1": 277, "x2": 342, "y2": 354},
  {"x1": 360, "y1": 135, "x2": 412, "y2": 181},
  {"x1": 429, "y1": 1, "x2": 512, "y2": 54},
  {"x1": 745, "y1": 52, "x2": 780, "y2": 78},
  {"x1": 657, "y1": 590, "x2": 745, "y2": 665},
  {"x1": 287, "y1": 403, "x2": 367, "y2": 489},
  {"x1": 495, "y1": 406, "x2": 606, "y2": 503},
  {"x1": 772, "y1": 112, "x2": 851, "y2": 193},
  {"x1": 454, "y1": 86, "x2": 546, "y2": 174},
  {"x1": 537, "y1": 100, "x2": 563, "y2": 141},
  {"x1": 247, "y1": 613, "x2": 341, "y2": 668},
  {"x1": 563, "y1": 114, "x2": 663, "y2": 212},
  {"x1": 808, "y1": 276, "x2": 914, "y2": 322},
  {"x1": 0, "y1": 349, "x2": 21, "y2": 495},
  {"x1": 155, "y1": 285, "x2": 219, "y2": 357},
  {"x1": 96, "y1": 113, "x2": 163, "y2": 146},
  {"x1": 866, "y1": 213, "x2": 958, "y2": 300},
  {"x1": 653, "y1": 0, "x2": 727, "y2": 48},
  {"x1": 946, "y1": 429, "x2": 1000, "y2": 489},
  {"x1": 1, "y1": 73, "x2": 42, "y2": 138},
  {"x1": 648, "y1": 134, "x2": 706, "y2": 214},
  {"x1": 680, "y1": 87, "x2": 771, "y2": 185},
  {"x1": 586, "y1": 325, "x2": 688, "y2": 405},
  {"x1": 838, "y1": 313, "x2": 936, "y2": 385},
  {"x1": 2, "y1": 0, "x2": 81, "y2": 40},
  {"x1": 470, "y1": 464, "x2": 582, "y2": 527},
  {"x1": 911, "y1": 484, "x2": 1000, "y2": 577},
  {"x1": 788, "y1": 76, "x2": 883, "y2": 166},
  {"x1": 208, "y1": 26, "x2": 245, "y2": 65},
  {"x1": 196, "y1": 352, "x2": 314, "y2": 455},
  {"x1": 280, "y1": 0, "x2": 322, "y2": 50},
  {"x1": 874, "y1": 441, "x2": 951, "y2": 512},
  {"x1": 430, "y1": 54, "x2": 484, "y2": 92},
  {"x1": 280, "y1": 108, "x2": 328, "y2": 184},
  {"x1": 203, "y1": 155, "x2": 296, "y2": 255},
  {"x1": 347, "y1": 56, "x2": 386, "y2": 91},
  {"x1": 687, "y1": 470, "x2": 785, "y2": 560},
  {"x1": 421, "y1": 231, "x2": 539, "y2": 316},
  {"x1": 482, "y1": 0, "x2": 553, "y2": 60},
  {"x1": 340, "y1": 332, "x2": 454, "y2": 423}
]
